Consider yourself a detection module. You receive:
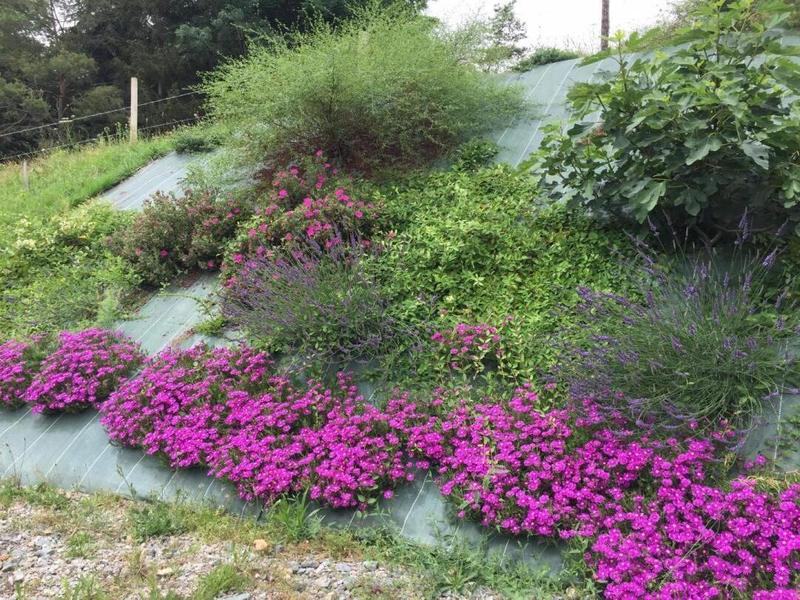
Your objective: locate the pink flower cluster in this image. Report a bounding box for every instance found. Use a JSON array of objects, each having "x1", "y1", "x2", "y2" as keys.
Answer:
[
  {"x1": 0, "y1": 337, "x2": 48, "y2": 409},
  {"x1": 430, "y1": 321, "x2": 506, "y2": 376},
  {"x1": 405, "y1": 385, "x2": 800, "y2": 599},
  {"x1": 224, "y1": 153, "x2": 378, "y2": 278},
  {"x1": 4, "y1": 331, "x2": 799, "y2": 597},
  {"x1": 209, "y1": 375, "x2": 426, "y2": 509},
  {"x1": 101, "y1": 345, "x2": 427, "y2": 510},
  {"x1": 593, "y1": 466, "x2": 800, "y2": 598},
  {"x1": 25, "y1": 329, "x2": 144, "y2": 414},
  {"x1": 101, "y1": 344, "x2": 273, "y2": 469}
]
